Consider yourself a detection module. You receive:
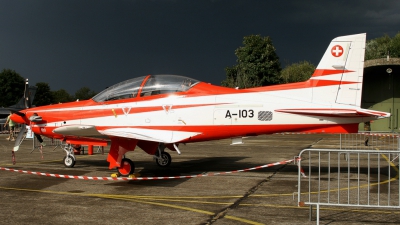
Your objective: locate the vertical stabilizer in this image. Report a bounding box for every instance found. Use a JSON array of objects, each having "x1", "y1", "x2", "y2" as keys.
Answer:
[{"x1": 310, "y1": 33, "x2": 366, "y2": 107}]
